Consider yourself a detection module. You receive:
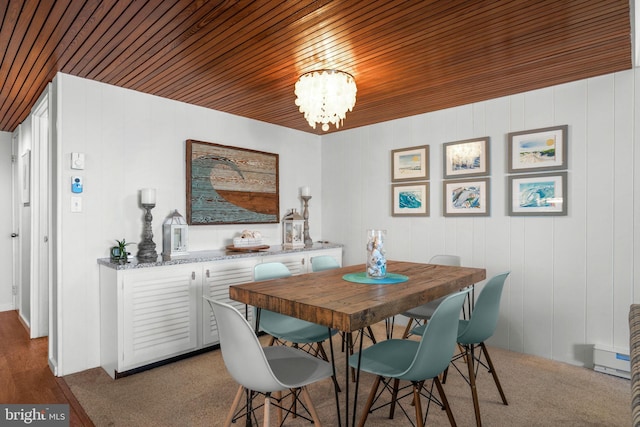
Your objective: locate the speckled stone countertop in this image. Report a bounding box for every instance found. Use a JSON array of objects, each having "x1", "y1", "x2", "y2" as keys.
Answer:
[{"x1": 97, "y1": 242, "x2": 343, "y2": 270}]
